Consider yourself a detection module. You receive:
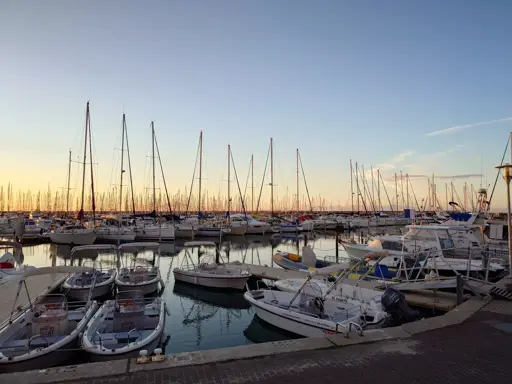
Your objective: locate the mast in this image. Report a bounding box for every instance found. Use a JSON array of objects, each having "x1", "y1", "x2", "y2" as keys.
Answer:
[
  {"x1": 406, "y1": 173, "x2": 409, "y2": 209},
  {"x1": 350, "y1": 160, "x2": 354, "y2": 213},
  {"x1": 355, "y1": 163, "x2": 360, "y2": 213},
  {"x1": 394, "y1": 173, "x2": 398, "y2": 212},
  {"x1": 87, "y1": 103, "x2": 96, "y2": 225},
  {"x1": 66, "y1": 149, "x2": 71, "y2": 213},
  {"x1": 119, "y1": 114, "x2": 126, "y2": 214},
  {"x1": 79, "y1": 102, "x2": 89, "y2": 222},
  {"x1": 251, "y1": 154, "x2": 254, "y2": 213},
  {"x1": 154, "y1": 128, "x2": 173, "y2": 215},
  {"x1": 296, "y1": 148, "x2": 299, "y2": 214},
  {"x1": 227, "y1": 144, "x2": 231, "y2": 222},
  {"x1": 124, "y1": 116, "x2": 136, "y2": 215},
  {"x1": 198, "y1": 131, "x2": 203, "y2": 214},
  {"x1": 270, "y1": 137, "x2": 274, "y2": 216},
  {"x1": 151, "y1": 122, "x2": 156, "y2": 215},
  {"x1": 377, "y1": 169, "x2": 381, "y2": 211}
]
